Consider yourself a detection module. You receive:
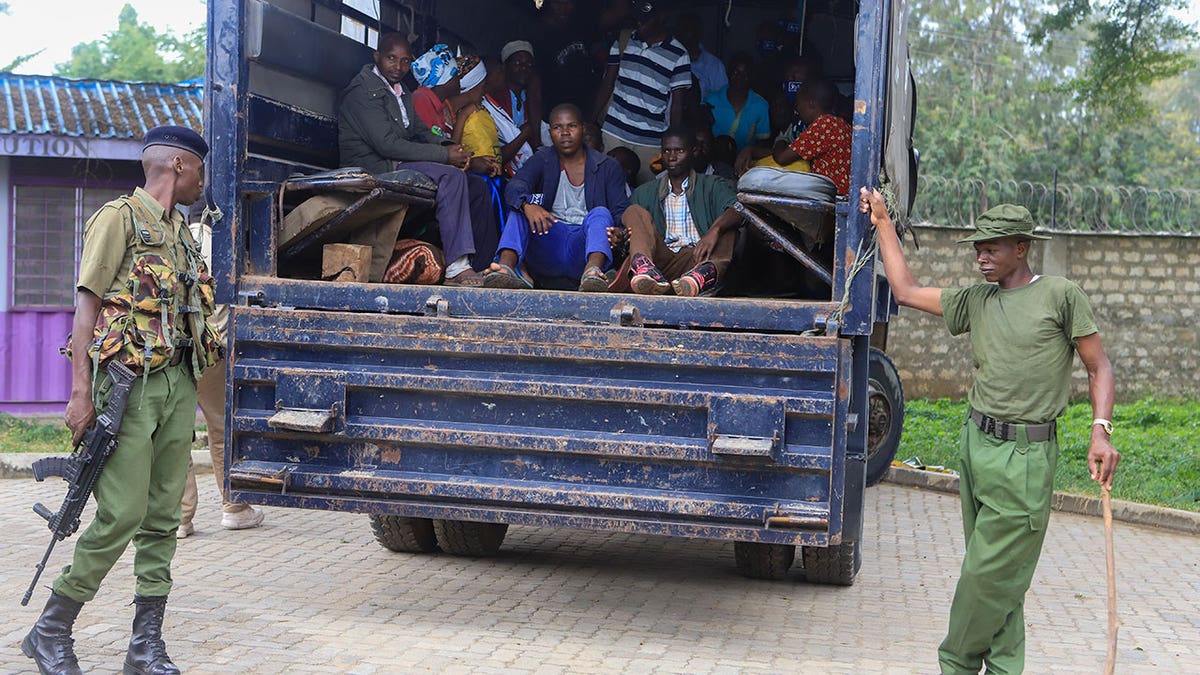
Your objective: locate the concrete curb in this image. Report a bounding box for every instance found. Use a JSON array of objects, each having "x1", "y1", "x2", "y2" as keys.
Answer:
[
  {"x1": 883, "y1": 466, "x2": 1200, "y2": 536},
  {"x1": 0, "y1": 448, "x2": 213, "y2": 479}
]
